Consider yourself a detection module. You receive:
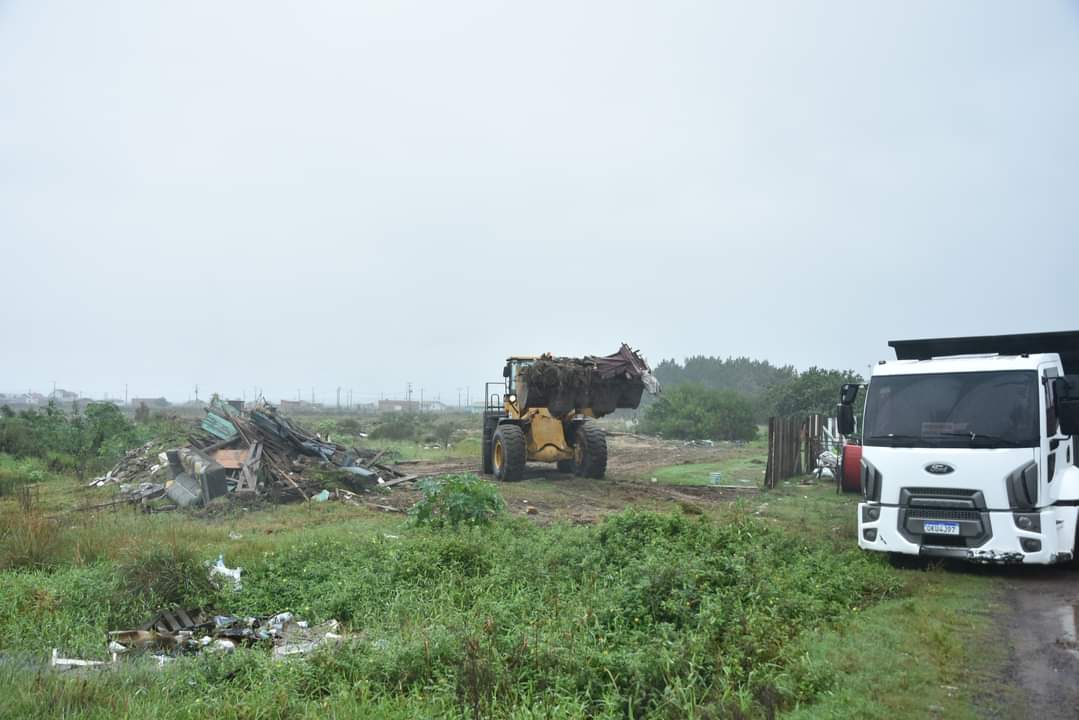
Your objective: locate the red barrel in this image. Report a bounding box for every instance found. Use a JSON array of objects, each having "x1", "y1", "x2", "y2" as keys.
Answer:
[{"x1": 840, "y1": 444, "x2": 862, "y2": 493}]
